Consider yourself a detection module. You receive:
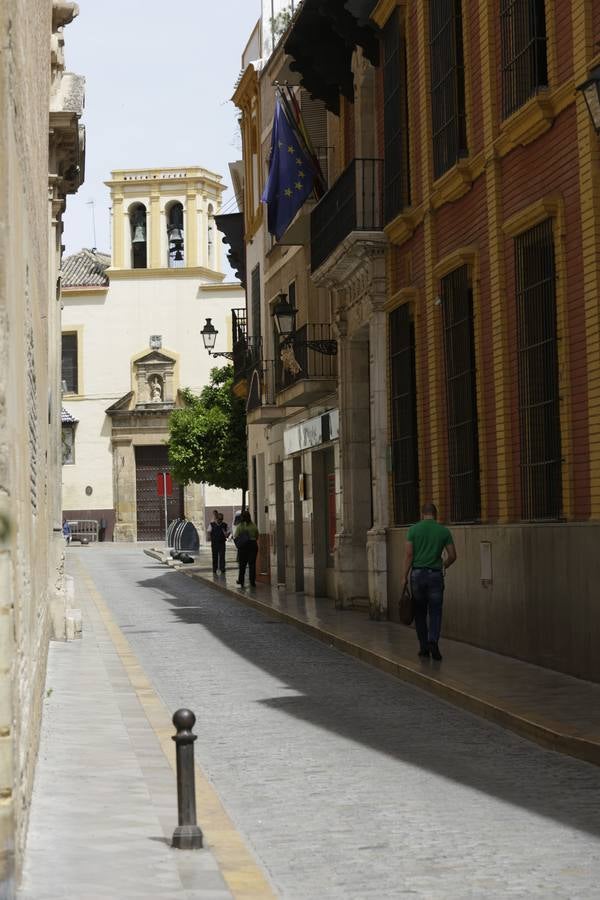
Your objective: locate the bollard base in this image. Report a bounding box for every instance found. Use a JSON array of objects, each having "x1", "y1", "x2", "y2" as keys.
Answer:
[{"x1": 172, "y1": 824, "x2": 203, "y2": 850}]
